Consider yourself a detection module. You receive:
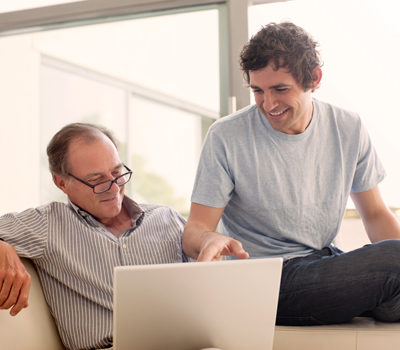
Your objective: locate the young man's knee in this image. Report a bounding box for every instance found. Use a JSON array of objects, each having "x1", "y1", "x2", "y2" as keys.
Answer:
[
  {"x1": 375, "y1": 238, "x2": 400, "y2": 251},
  {"x1": 372, "y1": 309, "x2": 400, "y2": 323},
  {"x1": 370, "y1": 239, "x2": 400, "y2": 271}
]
